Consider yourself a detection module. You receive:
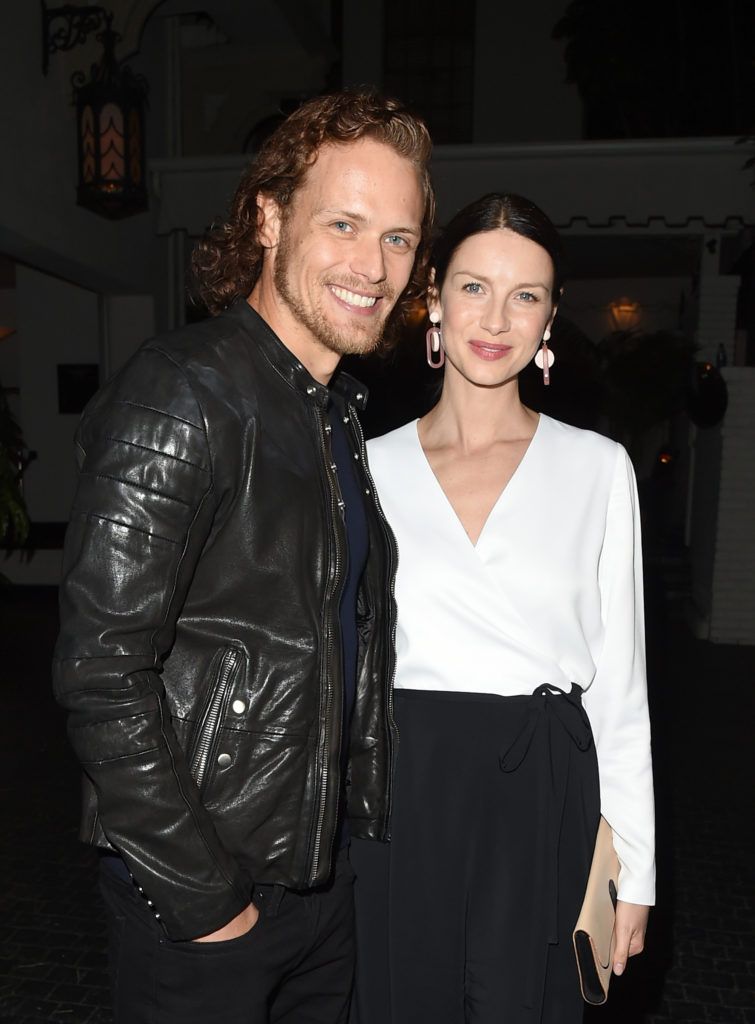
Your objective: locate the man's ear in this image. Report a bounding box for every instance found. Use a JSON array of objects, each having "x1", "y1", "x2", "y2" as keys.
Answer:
[{"x1": 257, "y1": 194, "x2": 283, "y2": 249}]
